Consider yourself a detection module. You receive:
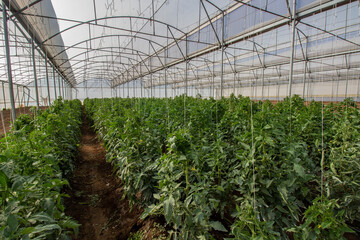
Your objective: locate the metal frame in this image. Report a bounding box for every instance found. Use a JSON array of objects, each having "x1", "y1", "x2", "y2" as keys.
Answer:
[{"x1": 0, "y1": 0, "x2": 359, "y2": 102}]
